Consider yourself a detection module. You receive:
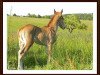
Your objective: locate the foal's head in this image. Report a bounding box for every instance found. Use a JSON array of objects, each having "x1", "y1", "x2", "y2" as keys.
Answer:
[{"x1": 54, "y1": 9, "x2": 66, "y2": 29}]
